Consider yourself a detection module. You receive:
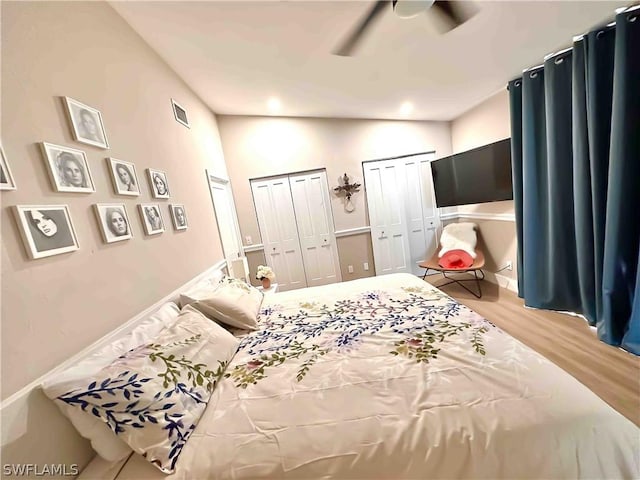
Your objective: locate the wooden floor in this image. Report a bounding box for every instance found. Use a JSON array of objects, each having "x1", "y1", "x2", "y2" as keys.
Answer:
[{"x1": 426, "y1": 274, "x2": 640, "y2": 426}]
